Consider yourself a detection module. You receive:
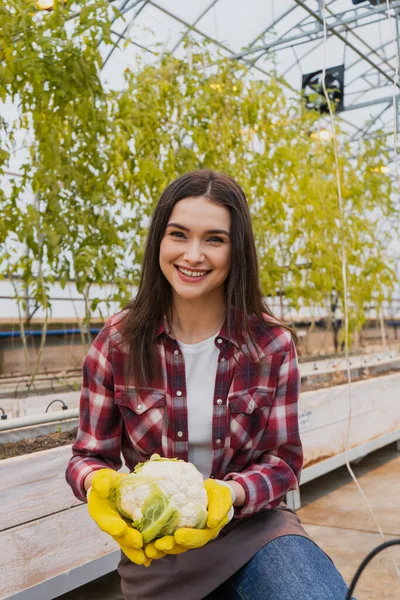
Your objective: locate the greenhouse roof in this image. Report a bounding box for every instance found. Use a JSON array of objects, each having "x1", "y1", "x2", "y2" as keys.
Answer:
[{"x1": 100, "y1": 0, "x2": 400, "y2": 149}]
